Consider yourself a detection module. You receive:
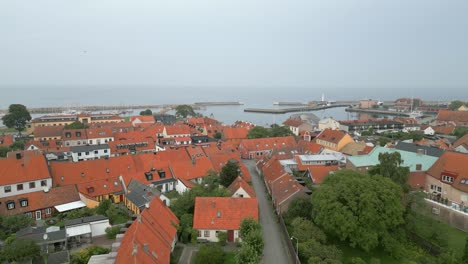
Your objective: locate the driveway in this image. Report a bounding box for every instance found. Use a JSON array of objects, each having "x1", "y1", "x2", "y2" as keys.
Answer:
[{"x1": 243, "y1": 159, "x2": 294, "y2": 264}]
